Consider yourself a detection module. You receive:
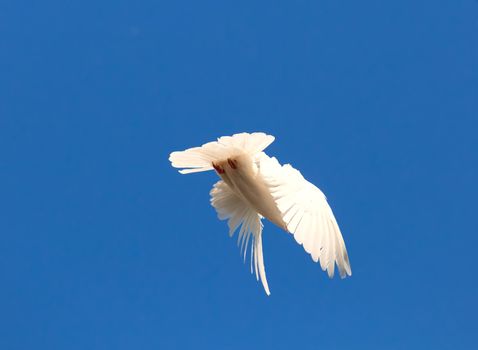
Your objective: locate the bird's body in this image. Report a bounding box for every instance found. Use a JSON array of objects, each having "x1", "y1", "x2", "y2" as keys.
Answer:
[
  {"x1": 169, "y1": 132, "x2": 351, "y2": 295},
  {"x1": 212, "y1": 153, "x2": 286, "y2": 230}
]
